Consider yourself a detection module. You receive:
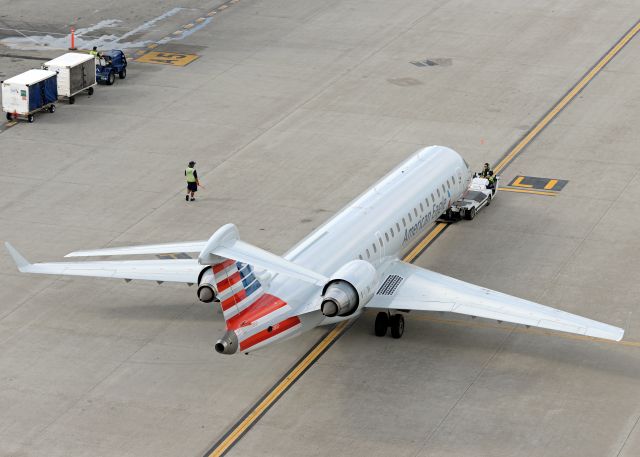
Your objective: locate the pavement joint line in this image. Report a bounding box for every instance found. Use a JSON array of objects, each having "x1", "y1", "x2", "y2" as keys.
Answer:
[
  {"x1": 493, "y1": 19, "x2": 640, "y2": 174},
  {"x1": 200, "y1": 17, "x2": 640, "y2": 457},
  {"x1": 203, "y1": 321, "x2": 352, "y2": 457}
]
